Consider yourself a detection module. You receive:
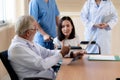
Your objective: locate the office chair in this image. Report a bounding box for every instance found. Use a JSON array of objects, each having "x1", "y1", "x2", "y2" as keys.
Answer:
[
  {"x1": 116, "y1": 78, "x2": 120, "y2": 80},
  {"x1": 80, "y1": 41, "x2": 101, "y2": 54},
  {"x1": 0, "y1": 50, "x2": 52, "y2": 80}
]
